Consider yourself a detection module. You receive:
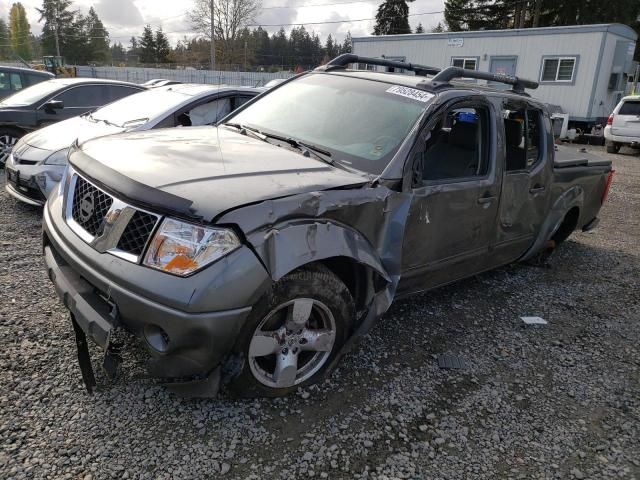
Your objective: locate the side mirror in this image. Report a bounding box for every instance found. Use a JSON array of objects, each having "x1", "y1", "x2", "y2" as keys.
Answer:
[{"x1": 44, "y1": 100, "x2": 64, "y2": 112}]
